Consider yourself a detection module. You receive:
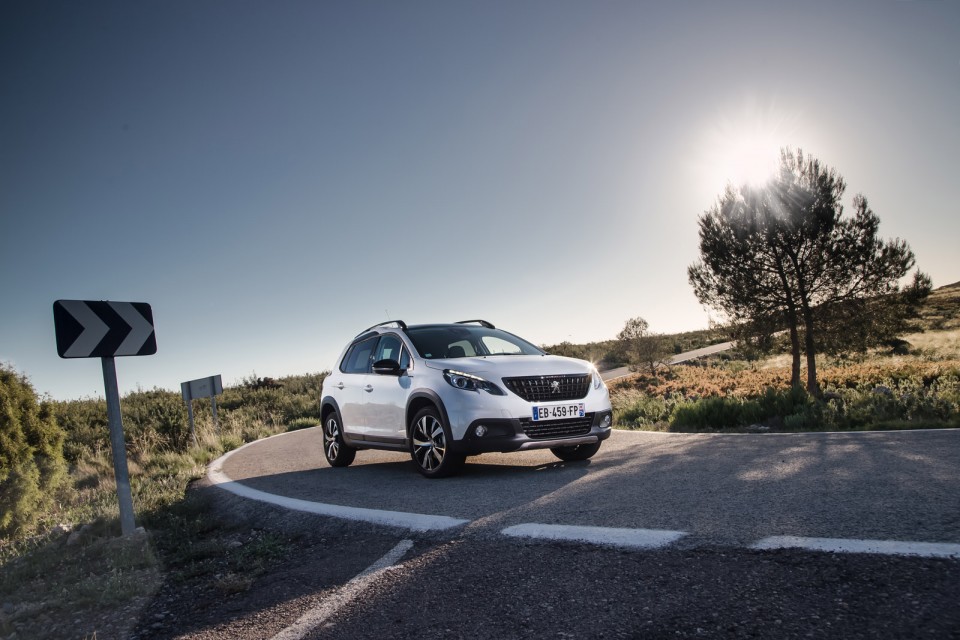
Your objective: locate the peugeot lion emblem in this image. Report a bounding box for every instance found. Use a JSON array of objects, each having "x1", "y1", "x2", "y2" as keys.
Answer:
[{"x1": 550, "y1": 380, "x2": 561, "y2": 394}]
